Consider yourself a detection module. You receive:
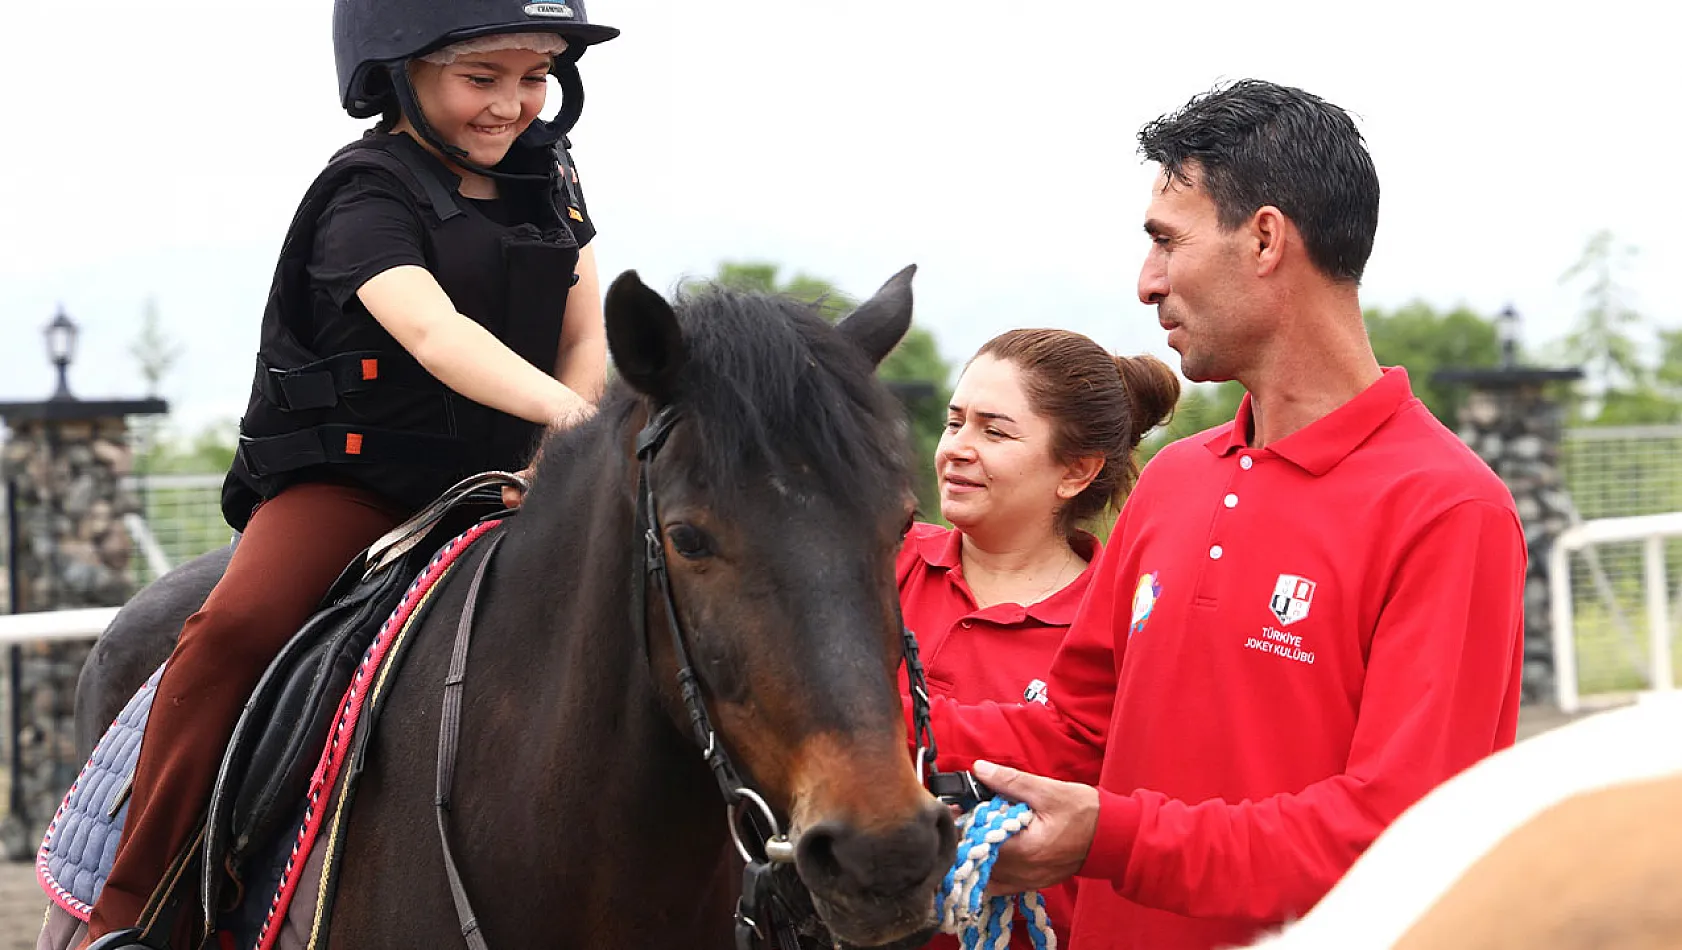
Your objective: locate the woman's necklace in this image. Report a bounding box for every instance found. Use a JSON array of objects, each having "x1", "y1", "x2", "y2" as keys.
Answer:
[
  {"x1": 970, "y1": 548, "x2": 1081, "y2": 609},
  {"x1": 1022, "y1": 552, "x2": 1079, "y2": 606}
]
